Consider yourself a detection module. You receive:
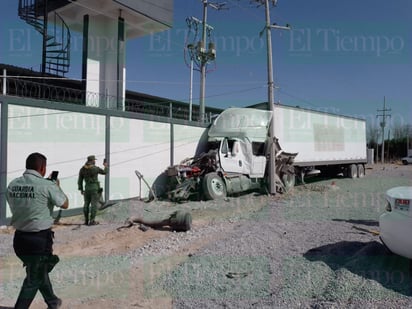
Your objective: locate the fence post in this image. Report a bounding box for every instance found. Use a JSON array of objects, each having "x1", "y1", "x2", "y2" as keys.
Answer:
[
  {"x1": 2, "y1": 69, "x2": 6, "y2": 95},
  {"x1": 104, "y1": 114, "x2": 110, "y2": 202},
  {"x1": 170, "y1": 102, "x2": 174, "y2": 166},
  {"x1": 0, "y1": 99, "x2": 8, "y2": 225}
]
